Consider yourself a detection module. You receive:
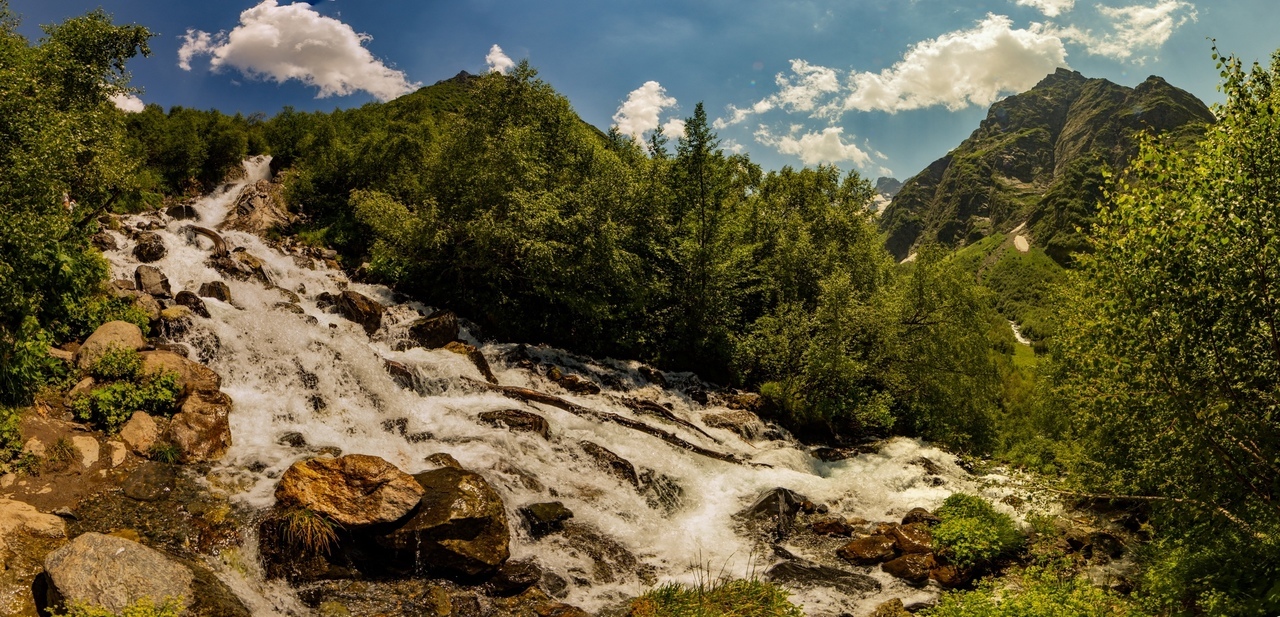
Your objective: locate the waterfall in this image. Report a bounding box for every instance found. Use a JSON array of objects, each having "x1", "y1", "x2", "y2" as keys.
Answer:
[{"x1": 99, "y1": 157, "x2": 1024, "y2": 615}]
